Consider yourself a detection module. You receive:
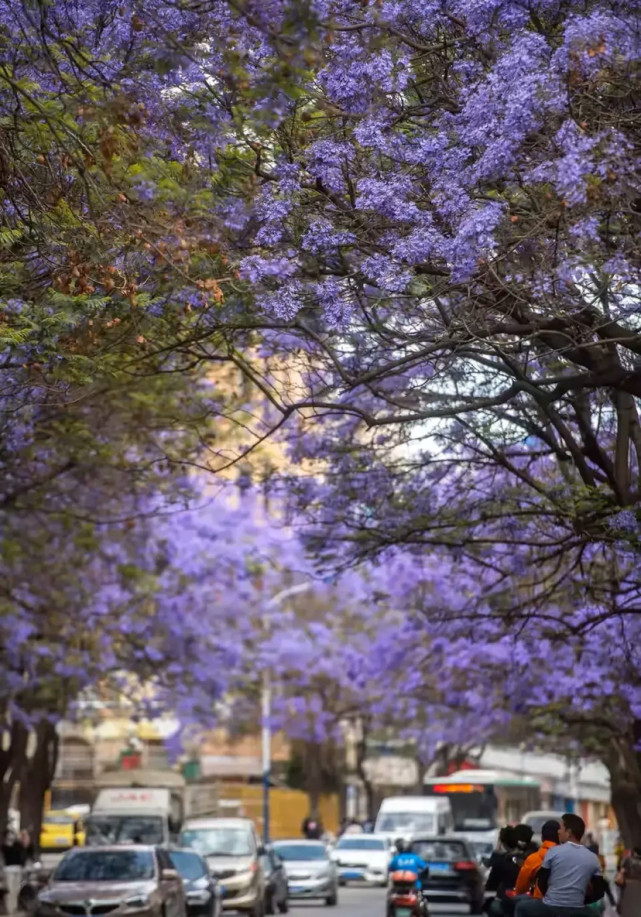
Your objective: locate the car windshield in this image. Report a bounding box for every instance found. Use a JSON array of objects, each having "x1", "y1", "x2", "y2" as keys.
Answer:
[
  {"x1": 55, "y1": 850, "x2": 155, "y2": 882},
  {"x1": 411, "y1": 840, "x2": 468, "y2": 862},
  {"x1": 337, "y1": 839, "x2": 386, "y2": 851},
  {"x1": 169, "y1": 851, "x2": 206, "y2": 880},
  {"x1": 180, "y1": 828, "x2": 254, "y2": 857},
  {"x1": 44, "y1": 815, "x2": 74, "y2": 826},
  {"x1": 86, "y1": 816, "x2": 164, "y2": 846},
  {"x1": 378, "y1": 813, "x2": 435, "y2": 834},
  {"x1": 273, "y1": 844, "x2": 327, "y2": 862}
]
